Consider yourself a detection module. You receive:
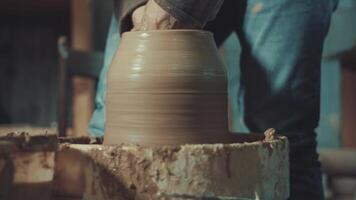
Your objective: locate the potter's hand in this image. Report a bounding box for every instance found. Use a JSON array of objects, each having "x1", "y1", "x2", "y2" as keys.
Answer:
[{"x1": 131, "y1": 0, "x2": 199, "y2": 31}]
